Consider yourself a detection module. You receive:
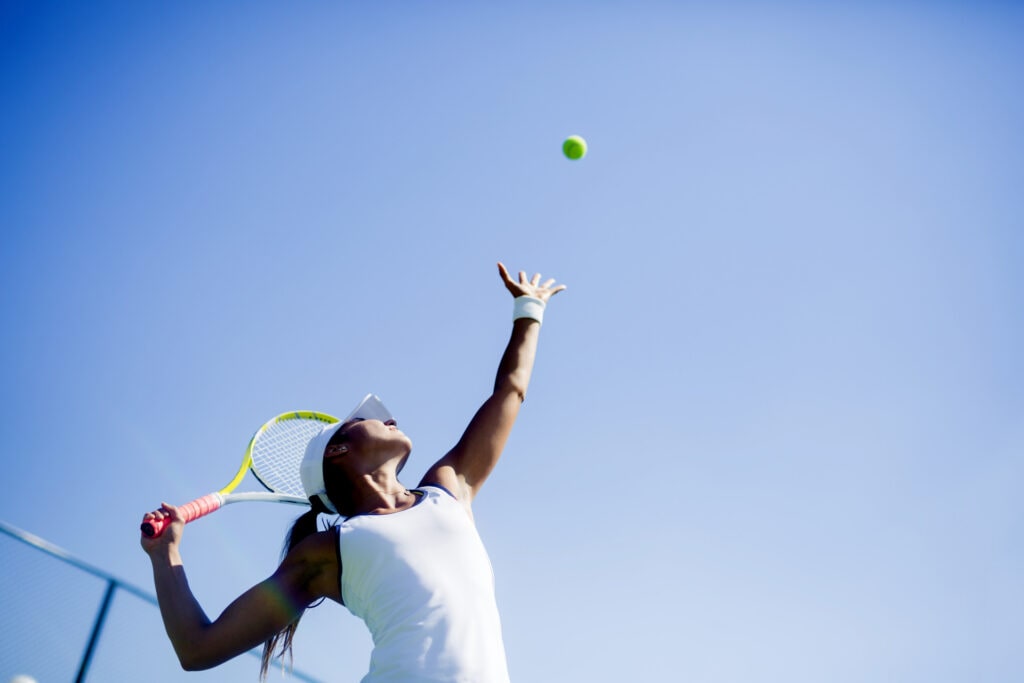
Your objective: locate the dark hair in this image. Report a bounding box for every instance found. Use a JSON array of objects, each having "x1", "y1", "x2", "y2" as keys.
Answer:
[
  {"x1": 260, "y1": 429, "x2": 354, "y2": 679},
  {"x1": 259, "y1": 499, "x2": 328, "y2": 680},
  {"x1": 321, "y1": 426, "x2": 360, "y2": 517}
]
